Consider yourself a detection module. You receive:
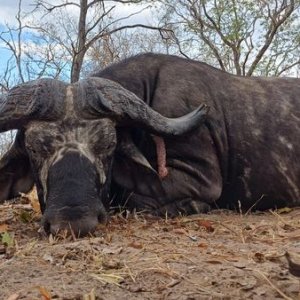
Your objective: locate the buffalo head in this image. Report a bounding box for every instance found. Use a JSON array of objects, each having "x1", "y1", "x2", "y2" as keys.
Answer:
[{"x1": 0, "y1": 77, "x2": 208, "y2": 236}]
